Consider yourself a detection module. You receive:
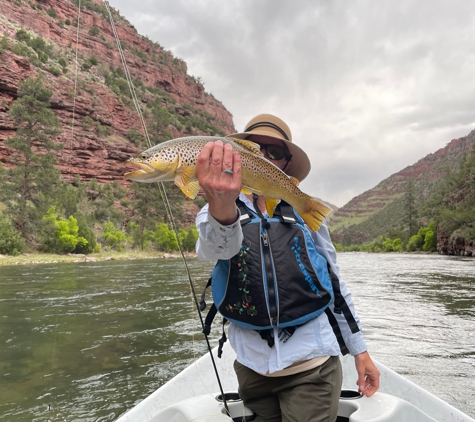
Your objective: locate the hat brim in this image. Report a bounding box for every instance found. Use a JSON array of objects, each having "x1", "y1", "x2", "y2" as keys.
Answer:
[{"x1": 227, "y1": 130, "x2": 311, "y2": 182}]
